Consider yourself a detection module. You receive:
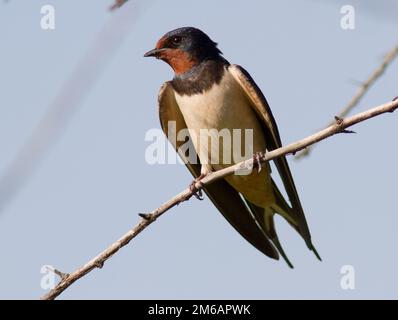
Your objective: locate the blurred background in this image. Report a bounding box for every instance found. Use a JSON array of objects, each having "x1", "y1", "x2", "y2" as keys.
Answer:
[{"x1": 0, "y1": 0, "x2": 397, "y2": 299}]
